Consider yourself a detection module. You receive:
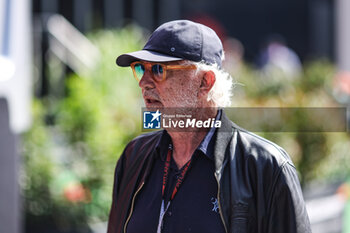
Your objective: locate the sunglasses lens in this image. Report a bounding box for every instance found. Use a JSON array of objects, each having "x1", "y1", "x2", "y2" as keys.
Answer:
[
  {"x1": 134, "y1": 63, "x2": 145, "y2": 80},
  {"x1": 152, "y1": 64, "x2": 164, "y2": 81}
]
